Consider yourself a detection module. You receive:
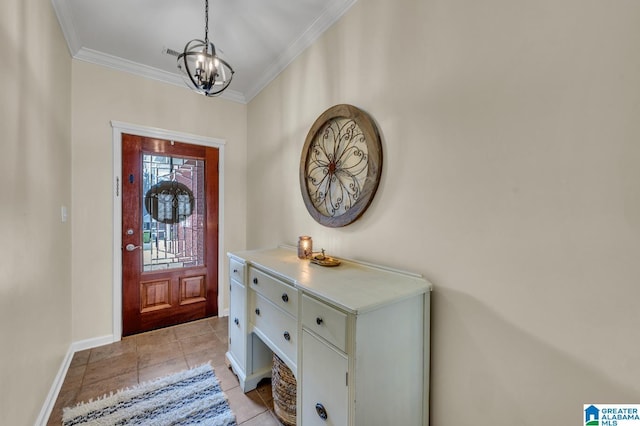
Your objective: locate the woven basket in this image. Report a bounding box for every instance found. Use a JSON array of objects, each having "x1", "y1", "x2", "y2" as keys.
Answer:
[{"x1": 272, "y1": 353, "x2": 297, "y2": 426}]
